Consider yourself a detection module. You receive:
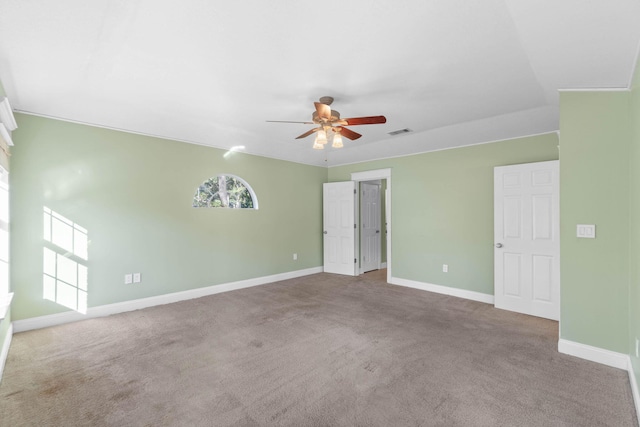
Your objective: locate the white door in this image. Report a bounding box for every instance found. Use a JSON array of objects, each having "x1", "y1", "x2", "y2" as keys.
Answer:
[
  {"x1": 323, "y1": 181, "x2": 356, "y2": 276},
  {"x1": 360, "y1": 181, "x2": 381, "y2": 273},
  {"x1": 494, "y1": 160, "x2": 559, "y2": 320}
]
